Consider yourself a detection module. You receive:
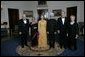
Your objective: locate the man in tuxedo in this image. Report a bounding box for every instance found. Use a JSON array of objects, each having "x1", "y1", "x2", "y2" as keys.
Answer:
[
  {"x1": 18, "y1": 14, "x2": 29, "y2": 48},
  {"x1": 57, "y1": 11, "x2": 69, "y2": 48},
  {"x1": 47, "y1": 18, "x2": 57, "y2": 49}
]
